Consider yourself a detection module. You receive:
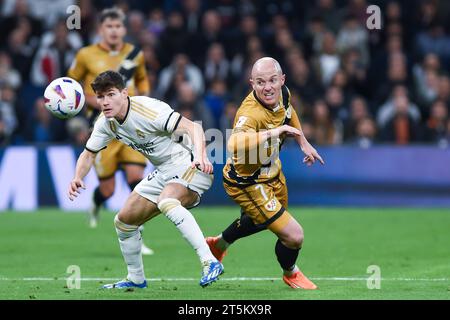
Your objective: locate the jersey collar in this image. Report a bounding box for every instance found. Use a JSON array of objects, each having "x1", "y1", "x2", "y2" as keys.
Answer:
[
  {"x1": 252, "y1": 91, "x2": 280, "y2": 112},
  {"x1": 116, "y1": 97, "x2": 131, "y2": 125}
]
